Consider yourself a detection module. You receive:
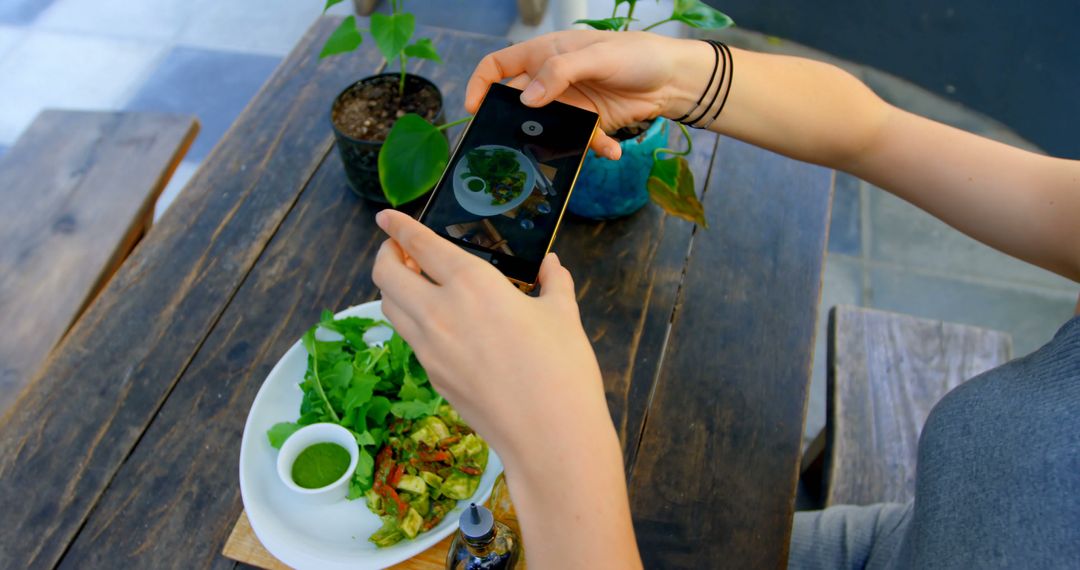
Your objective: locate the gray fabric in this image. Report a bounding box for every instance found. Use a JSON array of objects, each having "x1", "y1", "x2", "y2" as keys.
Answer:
[{"x1": 790, "y1": 315, "x2": 1080, "y2": 569}]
